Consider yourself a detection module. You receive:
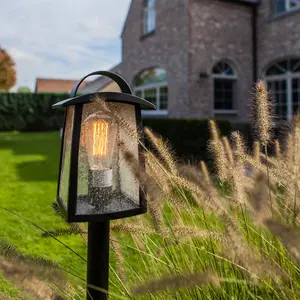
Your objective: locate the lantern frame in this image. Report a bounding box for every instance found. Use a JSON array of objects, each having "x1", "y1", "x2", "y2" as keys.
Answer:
[{"x1": 53, "y1": 71, "x2": 155, "y2": 223}]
